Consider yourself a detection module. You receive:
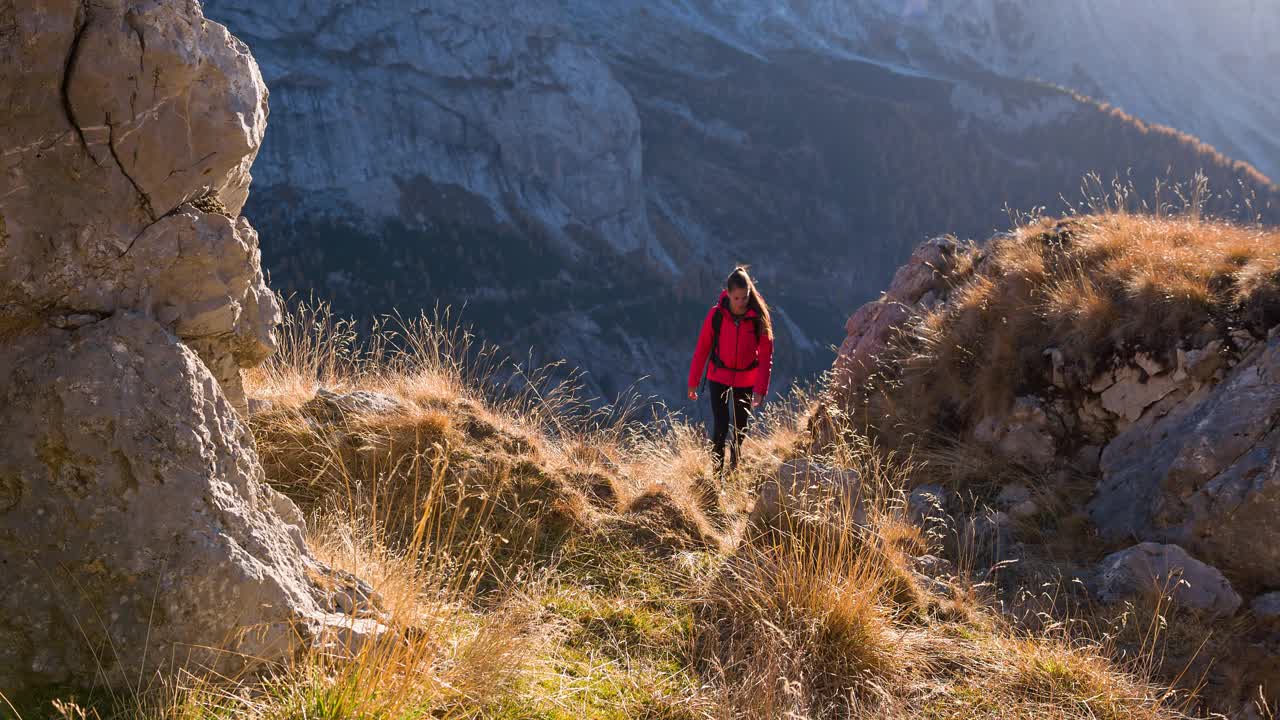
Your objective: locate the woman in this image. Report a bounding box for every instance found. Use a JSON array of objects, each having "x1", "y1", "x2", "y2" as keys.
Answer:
[{"x1": 687, "y1": 266, "x2": 775, "y2": 473}]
